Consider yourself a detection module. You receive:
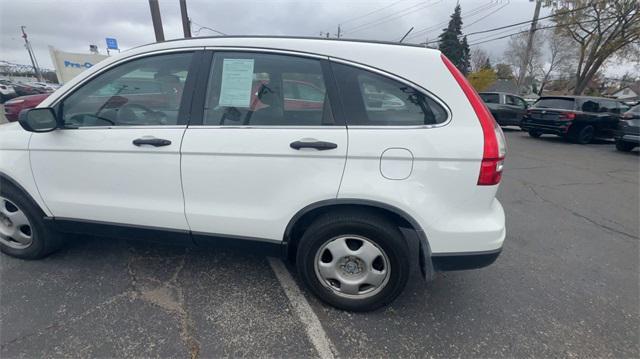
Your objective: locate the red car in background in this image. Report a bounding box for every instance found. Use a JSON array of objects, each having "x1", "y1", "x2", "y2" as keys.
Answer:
[{"x1": 3, "y1": 93, "x2": 50, "y2": 122}]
